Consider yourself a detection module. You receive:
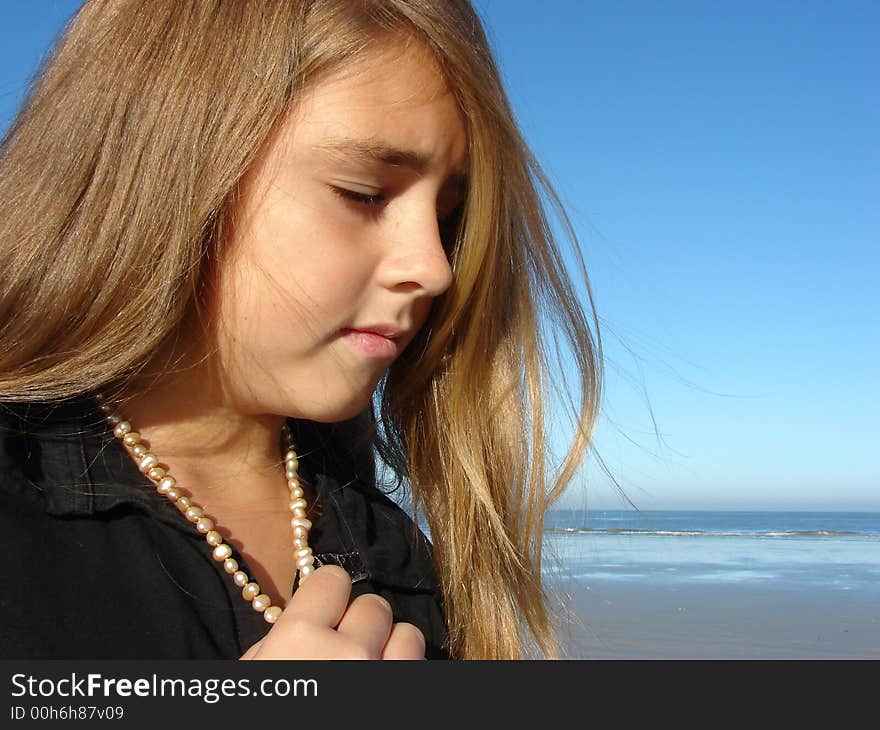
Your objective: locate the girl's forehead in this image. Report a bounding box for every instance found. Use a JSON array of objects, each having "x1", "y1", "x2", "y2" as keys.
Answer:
[
  {"x1": 302, "y1": 39, "x2": 453, "y2": 114},
  {"x1": 274, "y1": 41, "x2": 468, "y2": 176}
]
